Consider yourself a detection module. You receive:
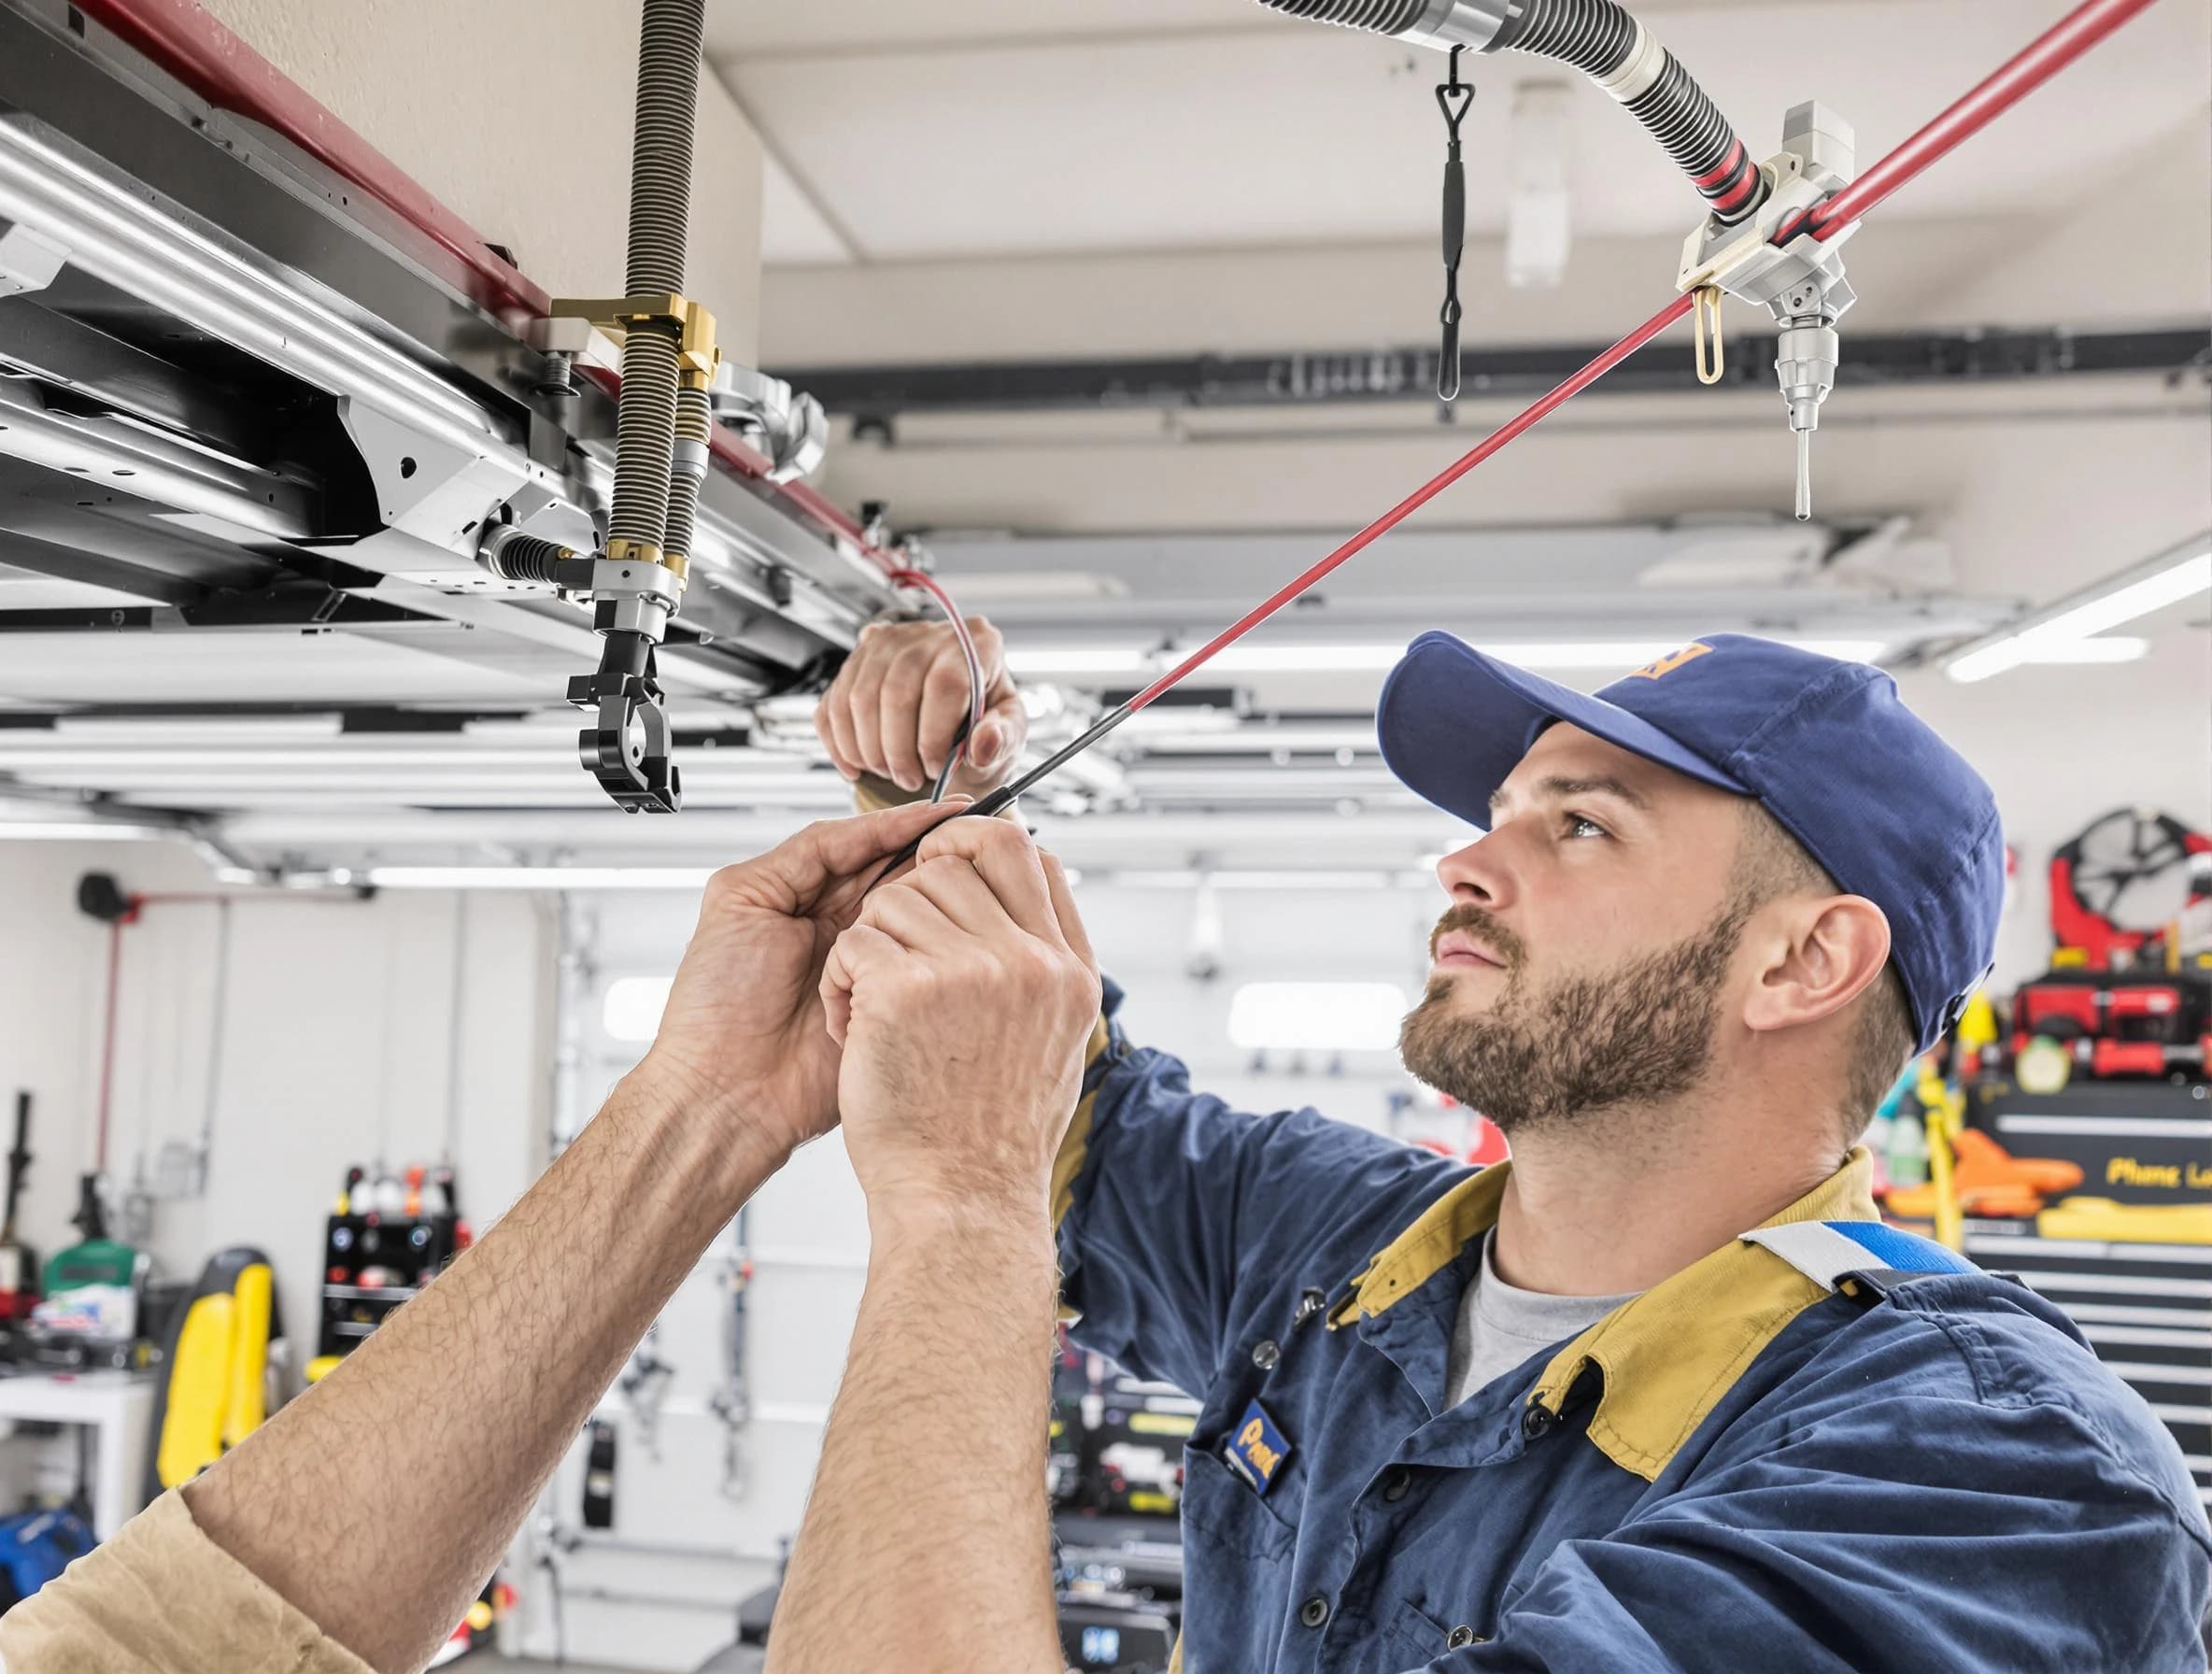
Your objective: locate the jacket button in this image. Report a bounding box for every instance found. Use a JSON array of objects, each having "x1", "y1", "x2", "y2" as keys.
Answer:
[
  {"x1": 1522, "y1": 1402, "x2": 1557, "y2": 1440},
  {"x1": 1298, "y1": 1595, "x2": 1330, "y2": 1629},
  {"x1": 1382, "y1": 1468, "x2": 1411, "y2": 1502},
  {"x1": 1447, "y1": 1625, "x2": 1482, "y2": 1649},
  {"x1": 1253, "y1": 1339, "x2": 1281, "y2": 1370}
]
